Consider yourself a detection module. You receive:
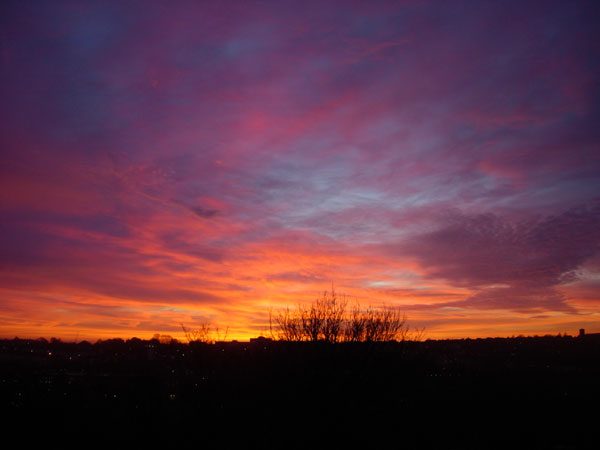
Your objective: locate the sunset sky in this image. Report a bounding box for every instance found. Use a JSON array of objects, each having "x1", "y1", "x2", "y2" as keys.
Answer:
[{"x1": 1, "y1": 0, "x2": 599, "y2": 341}]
